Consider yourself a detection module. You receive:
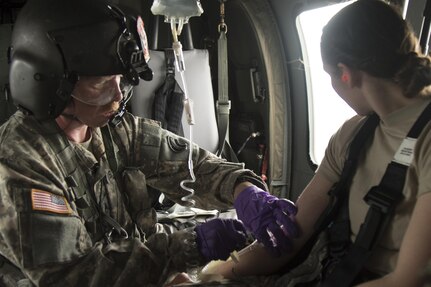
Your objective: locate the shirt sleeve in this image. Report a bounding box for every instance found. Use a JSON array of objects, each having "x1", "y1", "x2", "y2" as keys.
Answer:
[
  {"x1": 120, "y1": 113, "x2": 267, "y2": 210},
  {"x1": 316, "y1": 115, "x2": 366, "y2": 183}
]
